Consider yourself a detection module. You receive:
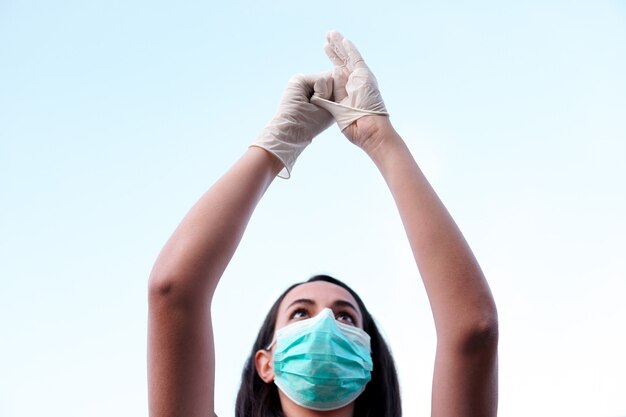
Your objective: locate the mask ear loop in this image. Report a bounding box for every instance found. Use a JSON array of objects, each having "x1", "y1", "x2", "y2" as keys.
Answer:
[{"x1": 266, "y1": 339, "x2": 276, "y2": 351}]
